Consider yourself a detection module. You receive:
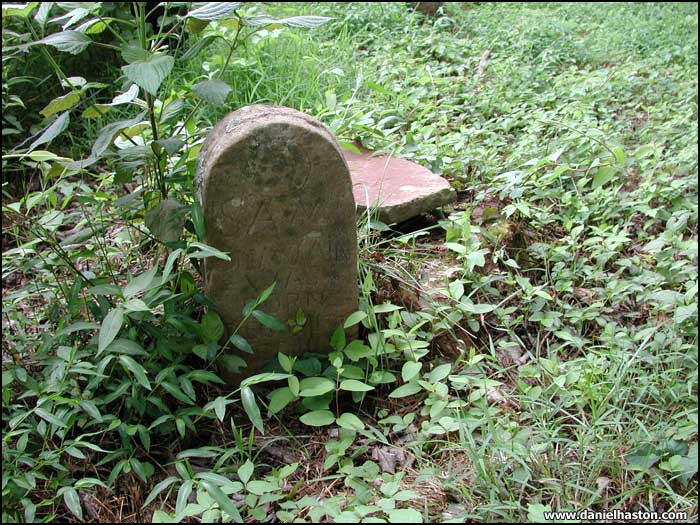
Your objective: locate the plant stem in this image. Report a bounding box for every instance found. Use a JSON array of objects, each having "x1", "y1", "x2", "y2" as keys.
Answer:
[{"x1": 174, "y1": 22, "x2": 244, "y2": 137}]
